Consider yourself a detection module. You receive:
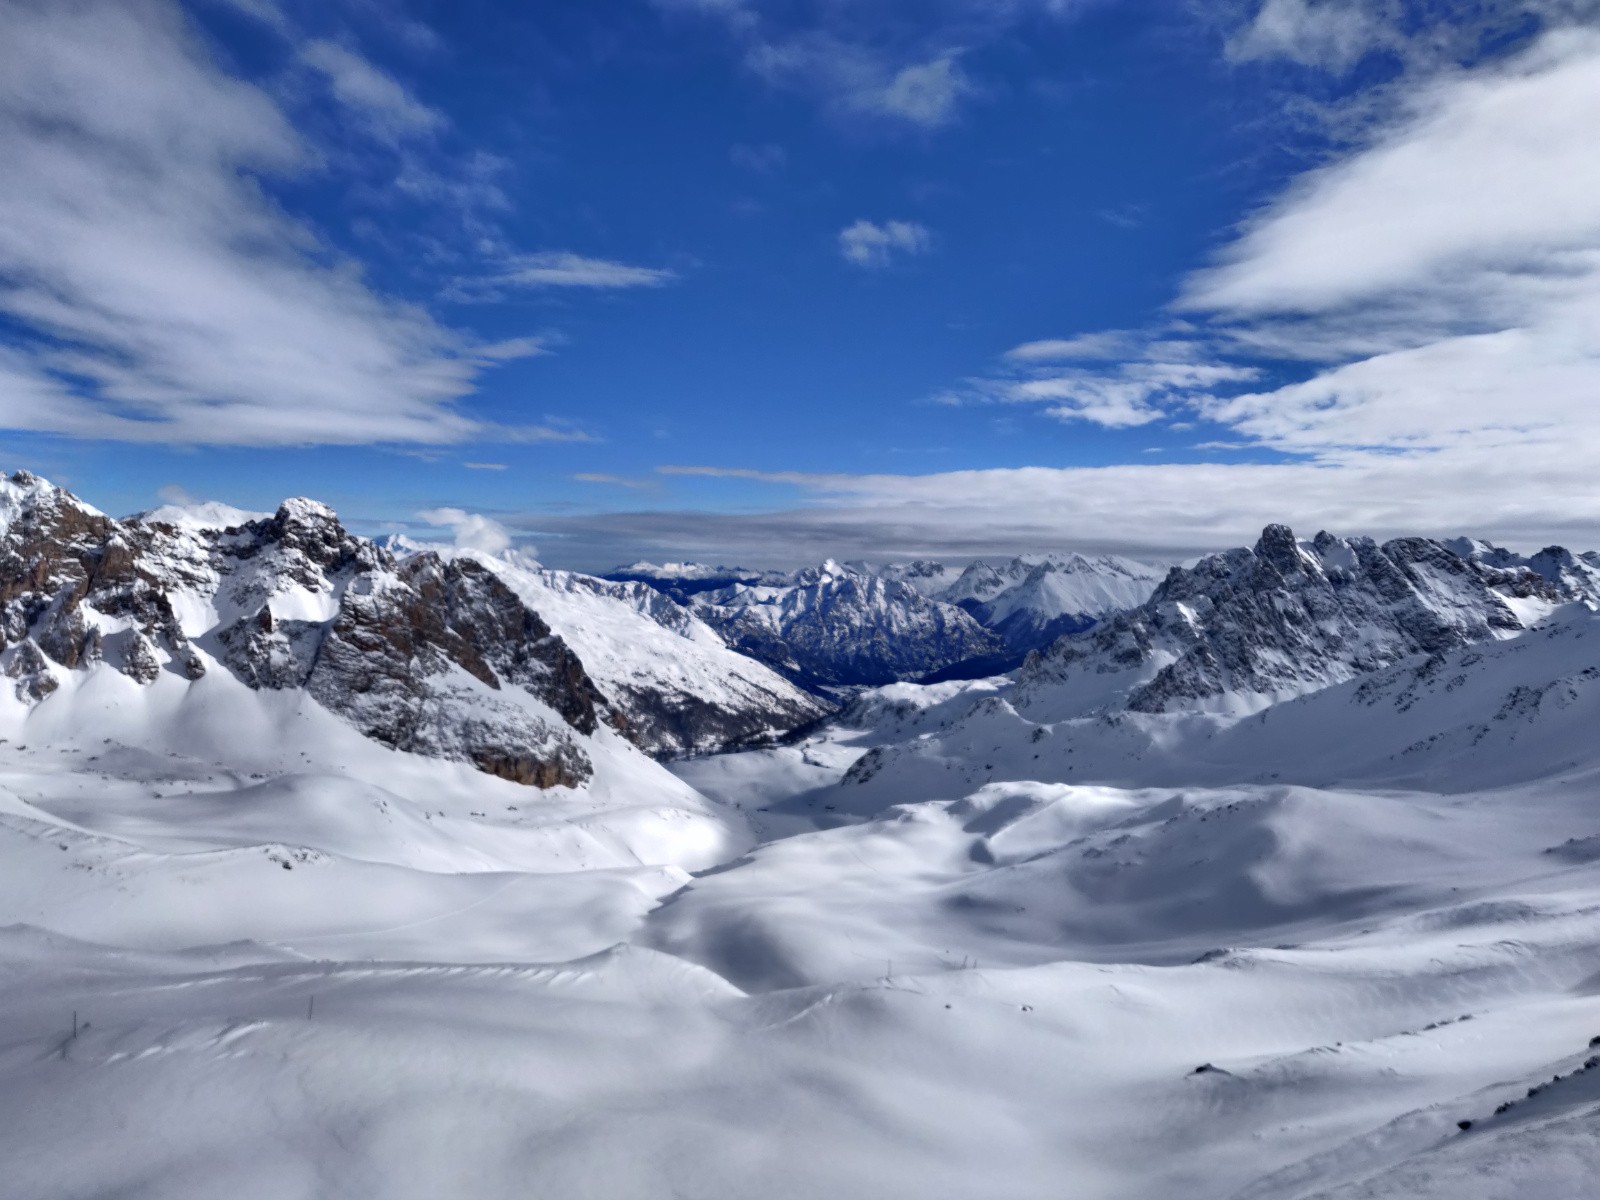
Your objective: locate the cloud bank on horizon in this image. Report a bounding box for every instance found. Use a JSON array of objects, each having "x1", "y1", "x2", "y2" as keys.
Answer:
[{"x1": 1, "y1": 0, "x2": 1598, "y2": 565}]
